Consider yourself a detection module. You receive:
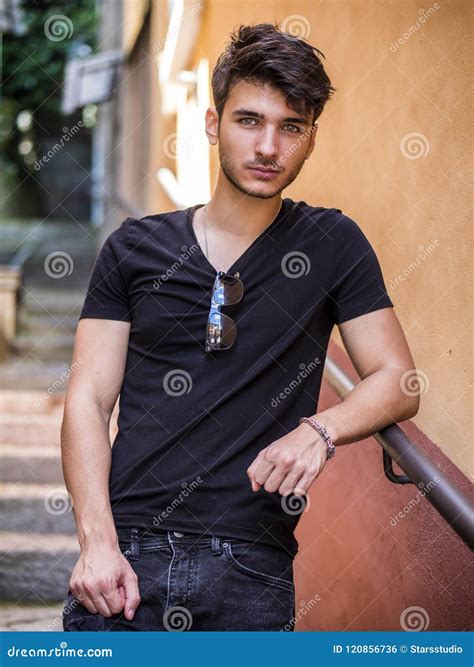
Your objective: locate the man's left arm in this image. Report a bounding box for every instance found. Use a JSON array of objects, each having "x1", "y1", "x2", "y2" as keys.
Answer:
[{"x1": 247, "y1": 307, "x2": 420, "y2": 496}]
